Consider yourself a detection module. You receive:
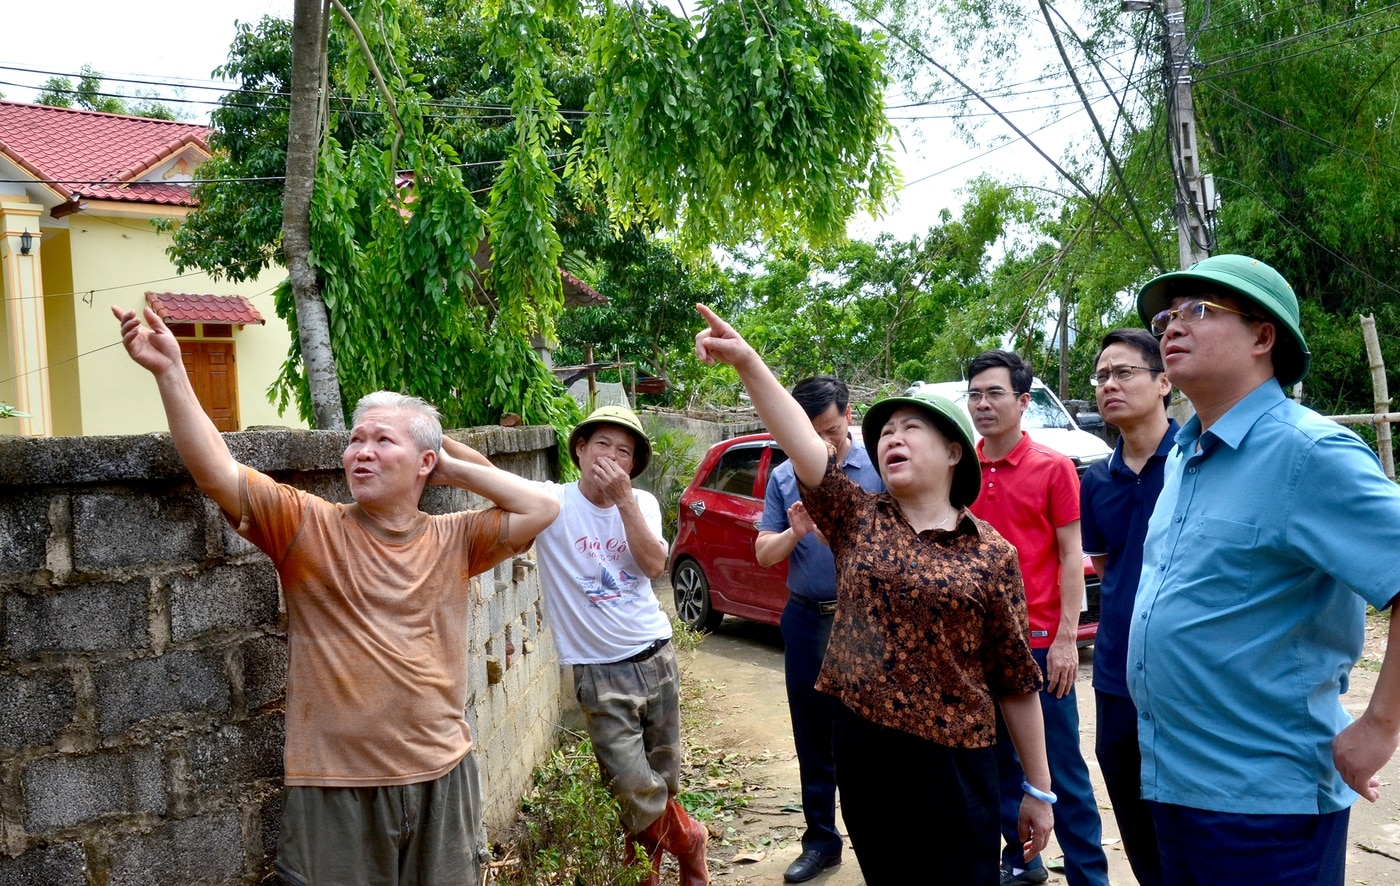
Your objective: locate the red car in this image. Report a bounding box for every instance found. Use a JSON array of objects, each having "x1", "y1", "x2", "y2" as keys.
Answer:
[{"x1": 670, "y1": 433, "x2": 1101, "y2": 644}]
